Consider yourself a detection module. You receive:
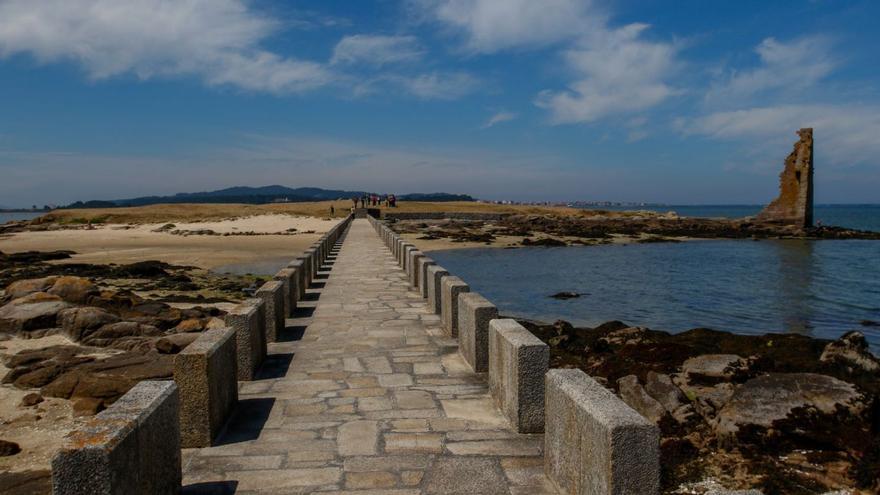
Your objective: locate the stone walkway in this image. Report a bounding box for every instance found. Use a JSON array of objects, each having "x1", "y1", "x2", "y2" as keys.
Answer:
[{"x1": 182, "y1": 219, "x2": 556, "y2": 494}]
